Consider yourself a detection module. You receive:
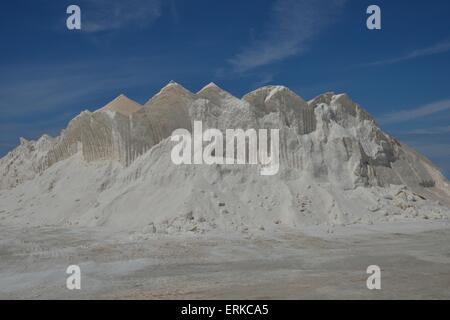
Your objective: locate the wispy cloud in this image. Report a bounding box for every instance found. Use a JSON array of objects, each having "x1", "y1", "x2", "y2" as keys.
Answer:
[
  {"x1": 379, "y1": 99, "x2": 450, "y2": 124},
  {"x1": 81, "y1": 0, "x2": 162, "y2": 33},
  {"x1": 228, "y1": 0, "x2": 347, "y2": 73},
  {"x1": 362, "y1": 40, "x2": 450, "y2": 67},
  {"x1": 0, "y1": 55, "x2": 201, "y2": 118},
  {"x1": 0, "y1": 64, "x2": 130, "y2": 117},
  {"x1": 252, "y1": 72, "x2": 276, "y2": 88}
]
